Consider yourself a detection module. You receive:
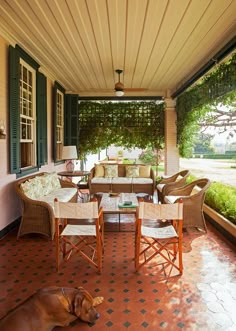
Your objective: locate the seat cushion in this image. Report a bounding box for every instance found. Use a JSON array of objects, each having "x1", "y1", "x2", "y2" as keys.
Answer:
[
  {"x1": 38, "y1": 188, "x2": 77, "y2": 207},
  {"x1": 91, "y1": 177, "x2": 112, "y2": 184},
  {"x1": 112, "y1": 177, "x2": 132, "y2": 184},
  {"x1": 164, "y1": 195, "x2": 184, "y2": 204},
  {"x1": 157, "y1": 183, "x2": 165, "y2": 192},
  {"x1": 132, "y1": 178, "x2": 153, "y2": 184}
]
